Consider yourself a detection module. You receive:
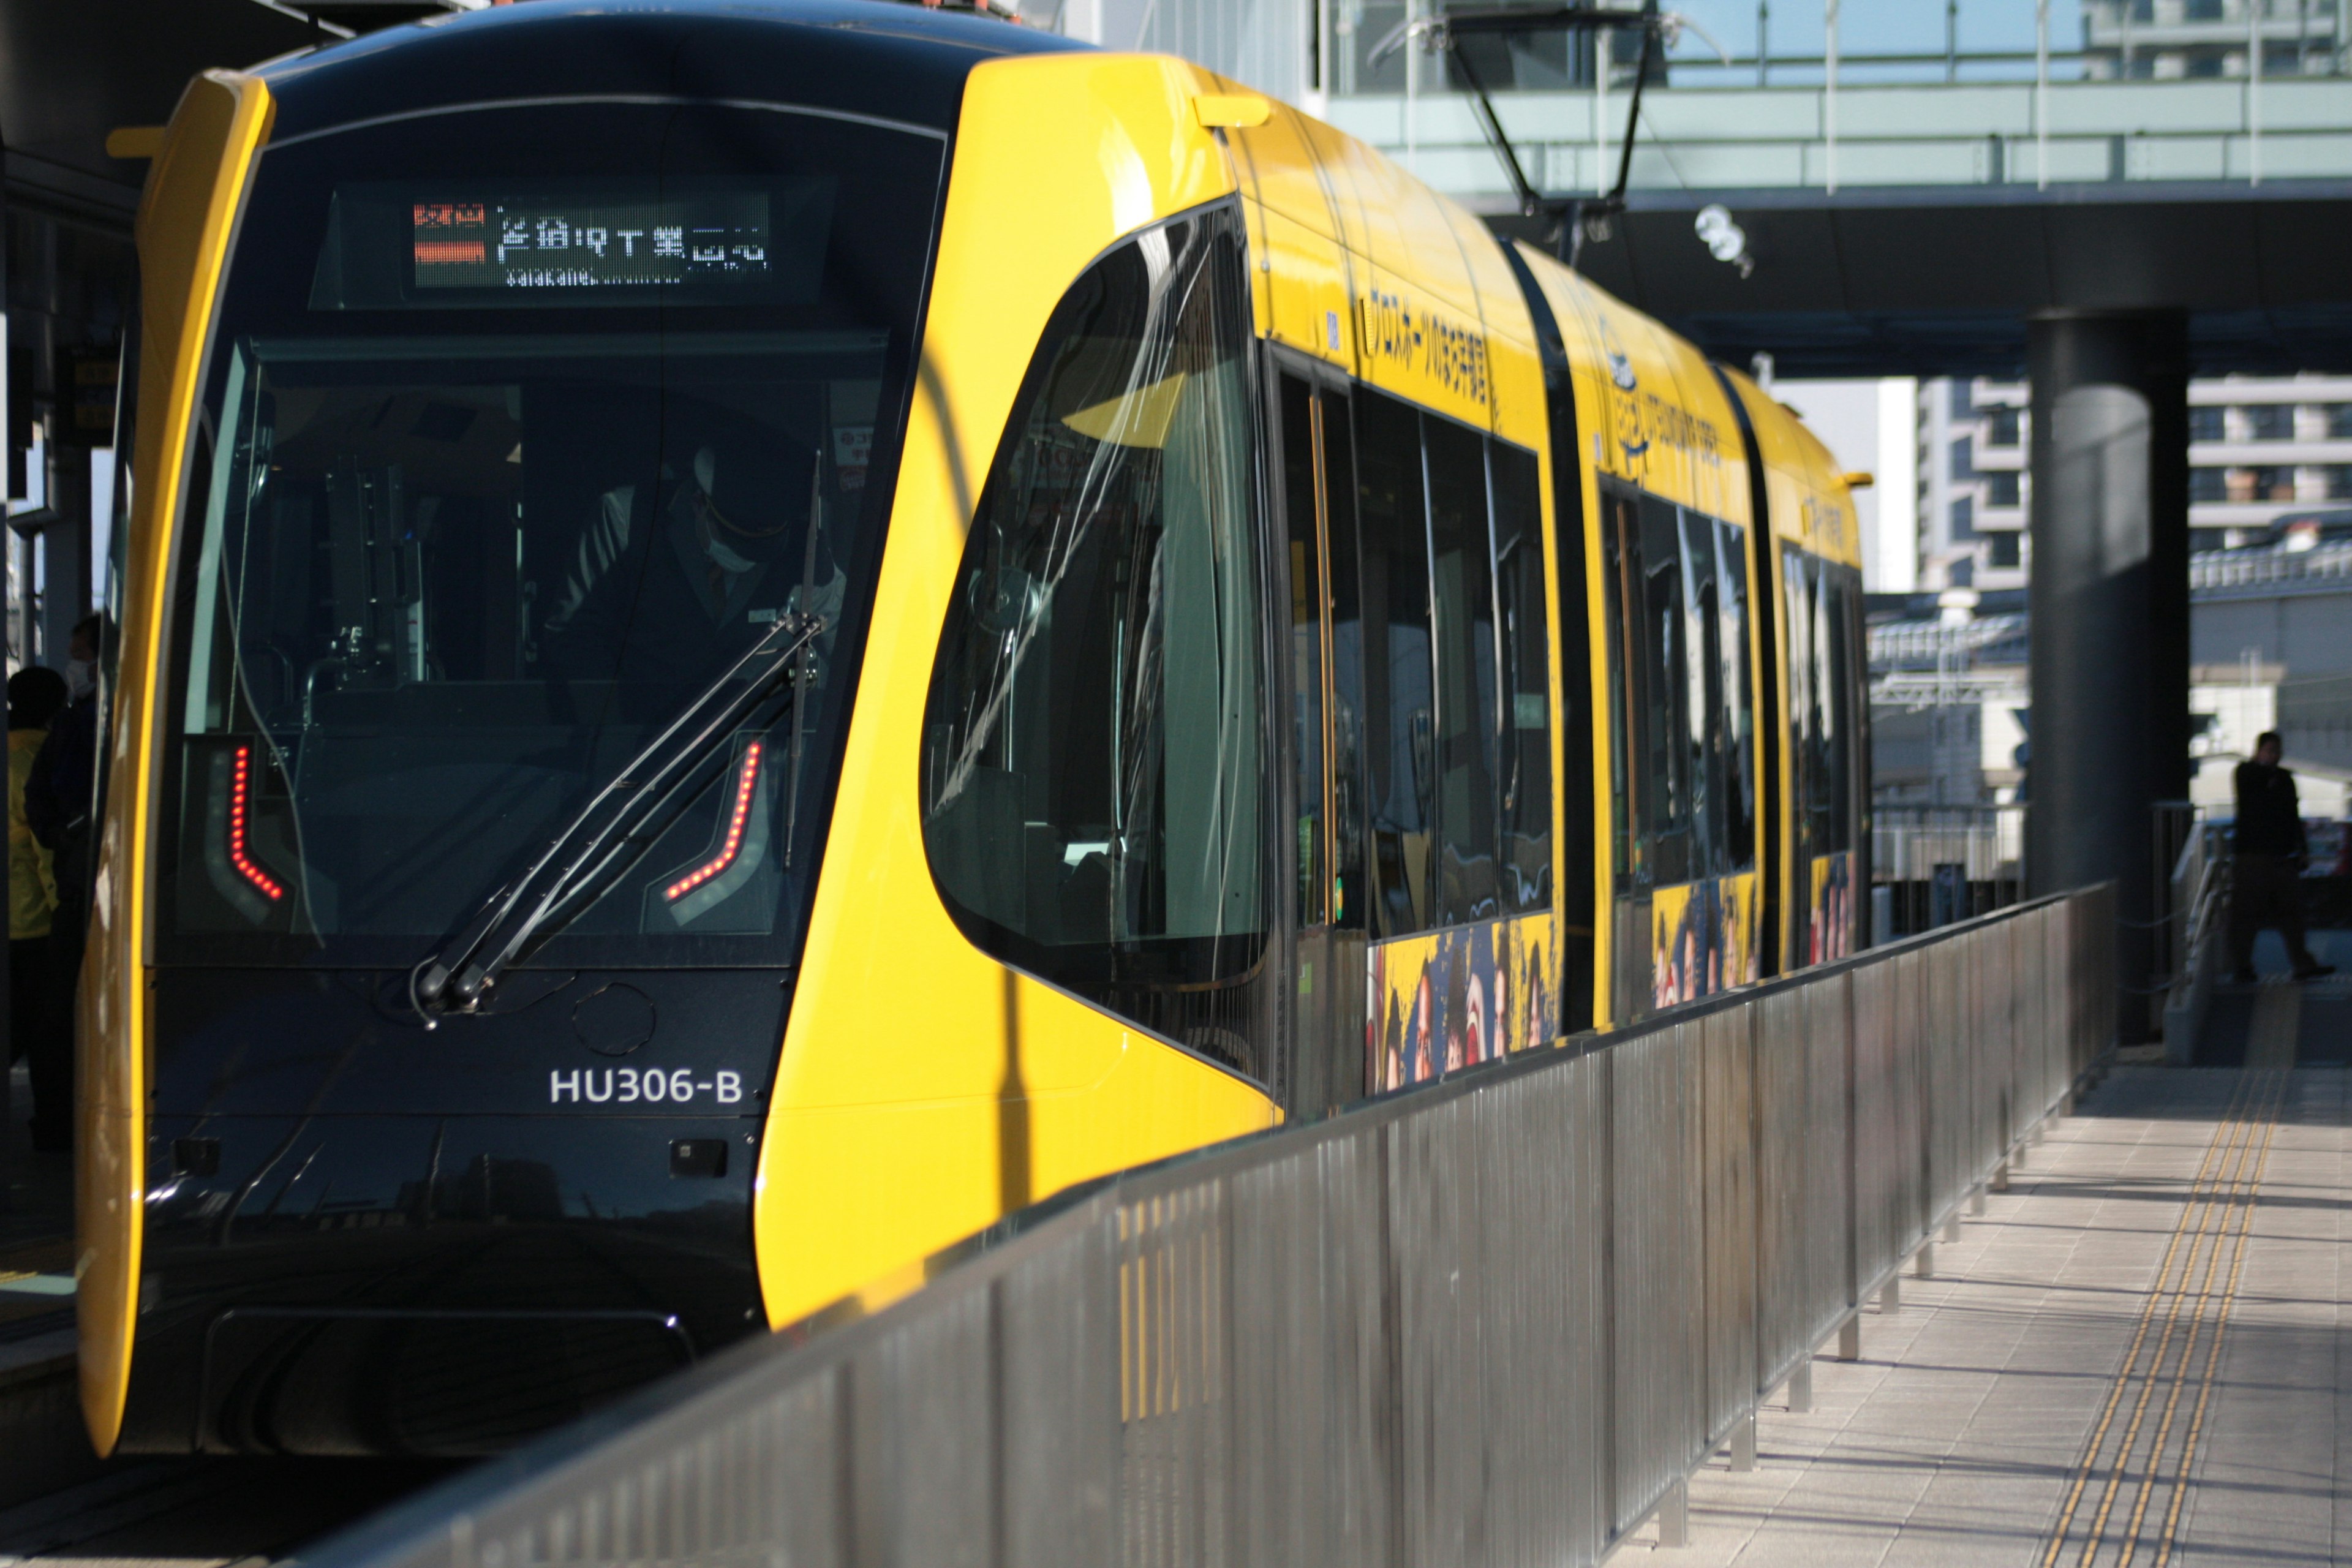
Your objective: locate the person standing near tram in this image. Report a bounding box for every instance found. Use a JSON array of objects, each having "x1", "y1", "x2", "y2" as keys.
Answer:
[
  {"x1": 7, "y1": 666, "x2": 66, "y2": 1147},
  {"x1": 2231, "y1": 730, "x2": 2337, "y2": 984}
]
